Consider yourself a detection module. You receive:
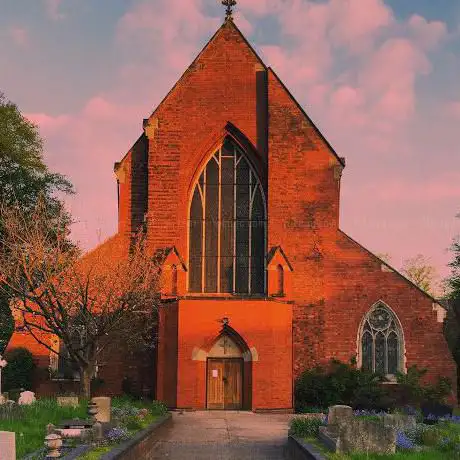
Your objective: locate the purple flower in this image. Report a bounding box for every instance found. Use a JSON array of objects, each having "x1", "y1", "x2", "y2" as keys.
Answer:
[
  {"x1": 107, "y1": 427, "x2": 129, "y2": 442},
  {"x1": 396, "y1": 432, "x2": 415, "y2": 450}
]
